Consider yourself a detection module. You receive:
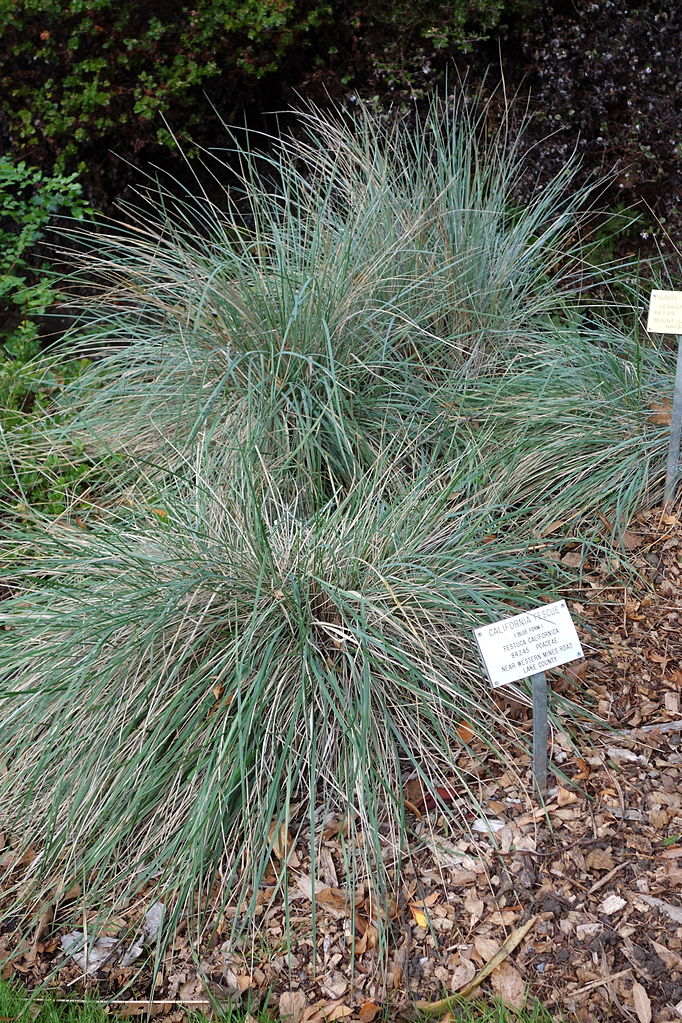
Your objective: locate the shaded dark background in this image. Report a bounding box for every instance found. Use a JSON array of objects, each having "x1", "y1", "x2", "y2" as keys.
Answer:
[{"x1": 1, "y1": 0, "x2": 680, "y2": 305}]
